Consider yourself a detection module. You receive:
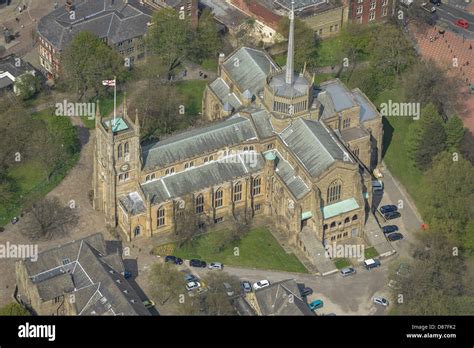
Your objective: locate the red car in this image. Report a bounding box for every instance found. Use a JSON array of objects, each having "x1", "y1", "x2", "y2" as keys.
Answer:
[{"x1": 454, "y1": 19, "x2": 469, "y2": 29}]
